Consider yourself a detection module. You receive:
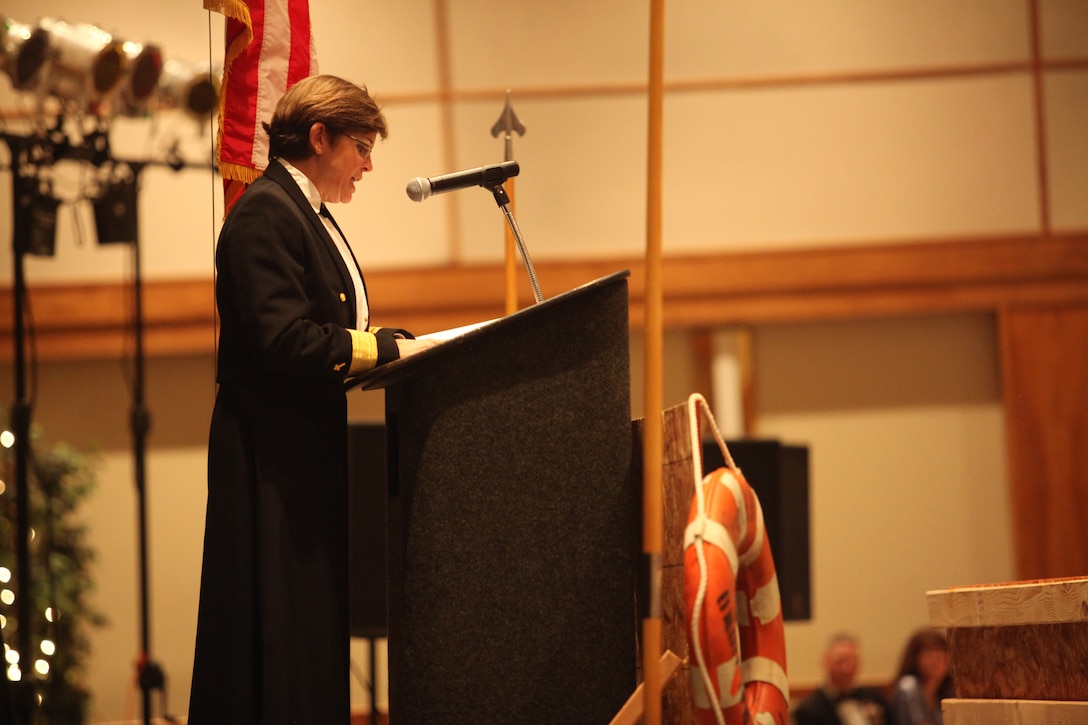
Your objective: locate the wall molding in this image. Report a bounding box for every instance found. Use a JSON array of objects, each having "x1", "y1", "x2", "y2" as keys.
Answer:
[{"x1": 1, "y1": 233, "x2": 1084, "y2": 361}]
